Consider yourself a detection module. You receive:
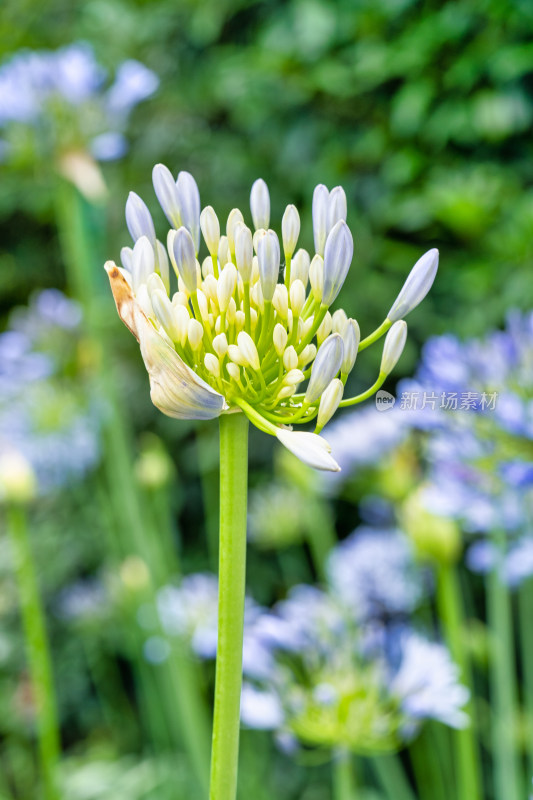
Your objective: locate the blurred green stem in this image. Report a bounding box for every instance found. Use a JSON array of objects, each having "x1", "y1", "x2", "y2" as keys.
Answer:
[
  {"x1": 7, "y1": 504, "x2": 60, "y2": 800},
  {"x1": 209, "y1": 412, "x2": 249, "y2": 800},
  {"x1": 487, "y1": 527, "x2": 522, "y2": 800},
  {"x1": 519, "y1": 577, "x2": 533, "y2": 778},
  {"x1": 370, "y1": 754, "x2": 416, "y2": 800},
  {"x1": 332, "y1": 749, "x2": 356, "y2": 800},
  {"x1": 436, "y1": 562, "x2": 482, "y2": 800}
]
